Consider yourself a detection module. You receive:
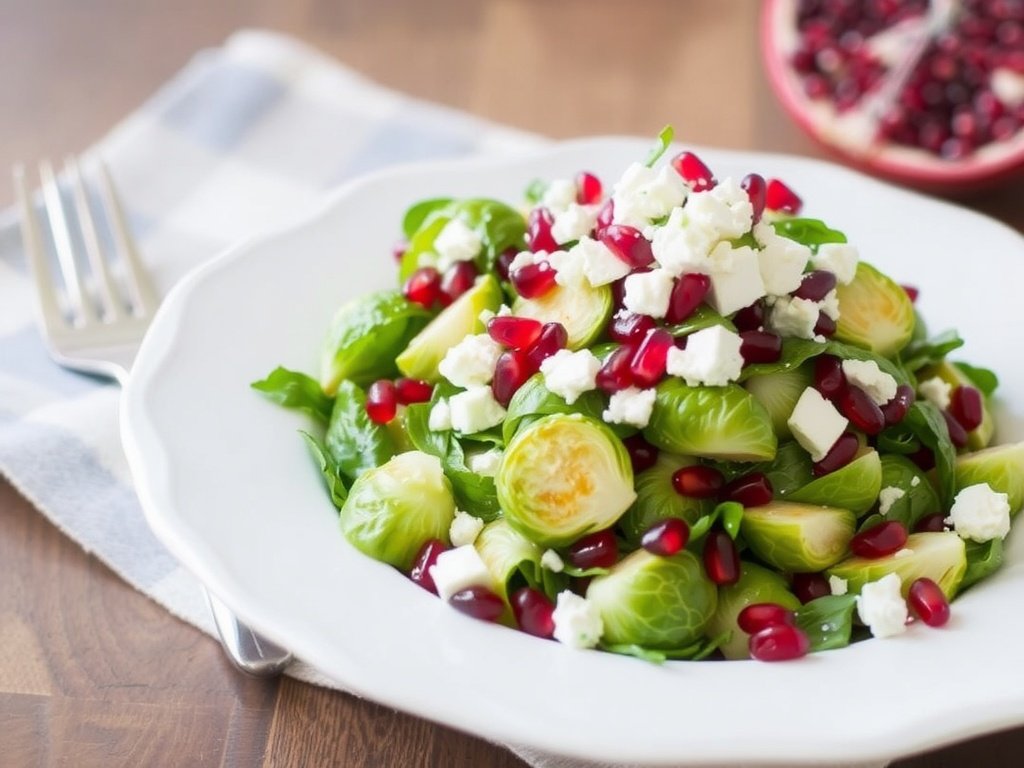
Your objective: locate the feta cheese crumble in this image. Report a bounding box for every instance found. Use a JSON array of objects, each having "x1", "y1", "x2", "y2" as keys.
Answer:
[
  {"x1": 552, "y1": 203, "x2": 599, "y2": 245},
  {"x1": 650, "y1": 207, "x2": 716, "y2": 276},
  {"x1": 753, "y1": 220, "x2": 811, "y2": 296},
  {"x1": 541, "y1": 178, "x2": 578, "y2": 214},
  {"x1": 508, "y1": 250, "x2": 538, "y2": 273},
  {"x1": 828, "y1": 575, "x2": 848, "y2": 596},
  {"x1": 665, "y1": 325, "x2": 744, "y2": 386},
  {"x1": 449, "y1": 510, "x2": 485, "y2": 547},
  {"x1": 438, "y1": 334, "x2": 503, "y2": 388},
  {"x1": 918, "y1": 376, "x2": 952, "y2": 410},
  {"x1": 622, "y1": 268, "x2": 675, "y2": 319},
  {"x1": 430, "y1": 545, "x2": 494, "y2": 601},
  {"x1": 878, "y1": 485, "x2": 906, "y2": 515},
  {"x1": 842, "y1": 359, "x2": 898, "y2": 406},
  {"x1": 788, "y1": 387, "x2": 848, "y2": 461},
  {"x1": 467, "y1": 449, "x2": 502, "y2": 477},
  {"x1": 448, "y1": 386, "x2": 507, "y2": 434},
  {"x1": 767, "y1": 295, "x2": 821, "y2": 340},
  {"x1": 428, "y1": 398, "x2": 452, "y2": 431},
  {"x1": 433, "y1": 218, "x2": 482, "y2": 272},
  {"x1": 811, "y1": 243, "x2": 859, "y2": 284},
  {"x1": 571, "y1": 236, "x2": 631, "y2": 287},
  {"x1": 856, "y1": 573, "x2": 908, "y2": 639},
  {"x1": 603, "y1": 386, "x2": 657, "y2": 429},
  {"x1": 552, "y1": 590, "x2": 603, "y2": 649},
  {"x1": 541, "y1": 549, "x2": 565, "y2": 573},
  {"x1": 612, "y1": 163, "x2": 688, "y2": 228},
  {"x1": 945, "y1": 482, "x2": 1011, "y2": 542},
  {"x1": 540, "y1": 348, "x2": 601, "y2": 404},
  {"x1": 546, "y1": 248, "x2": 587, "y2": 287},
  {"x1": 706, "y1": 241, "x2": 767, "y2": 316},
  {"x1": 683, "y1": 177, "x2": 753, "y2": 239}
]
